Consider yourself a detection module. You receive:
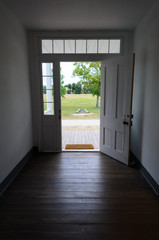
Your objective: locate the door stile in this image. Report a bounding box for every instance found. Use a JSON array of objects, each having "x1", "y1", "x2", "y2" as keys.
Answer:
[{"x1": 54, "y1": 61, "x2": 62, "y2": 152}]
